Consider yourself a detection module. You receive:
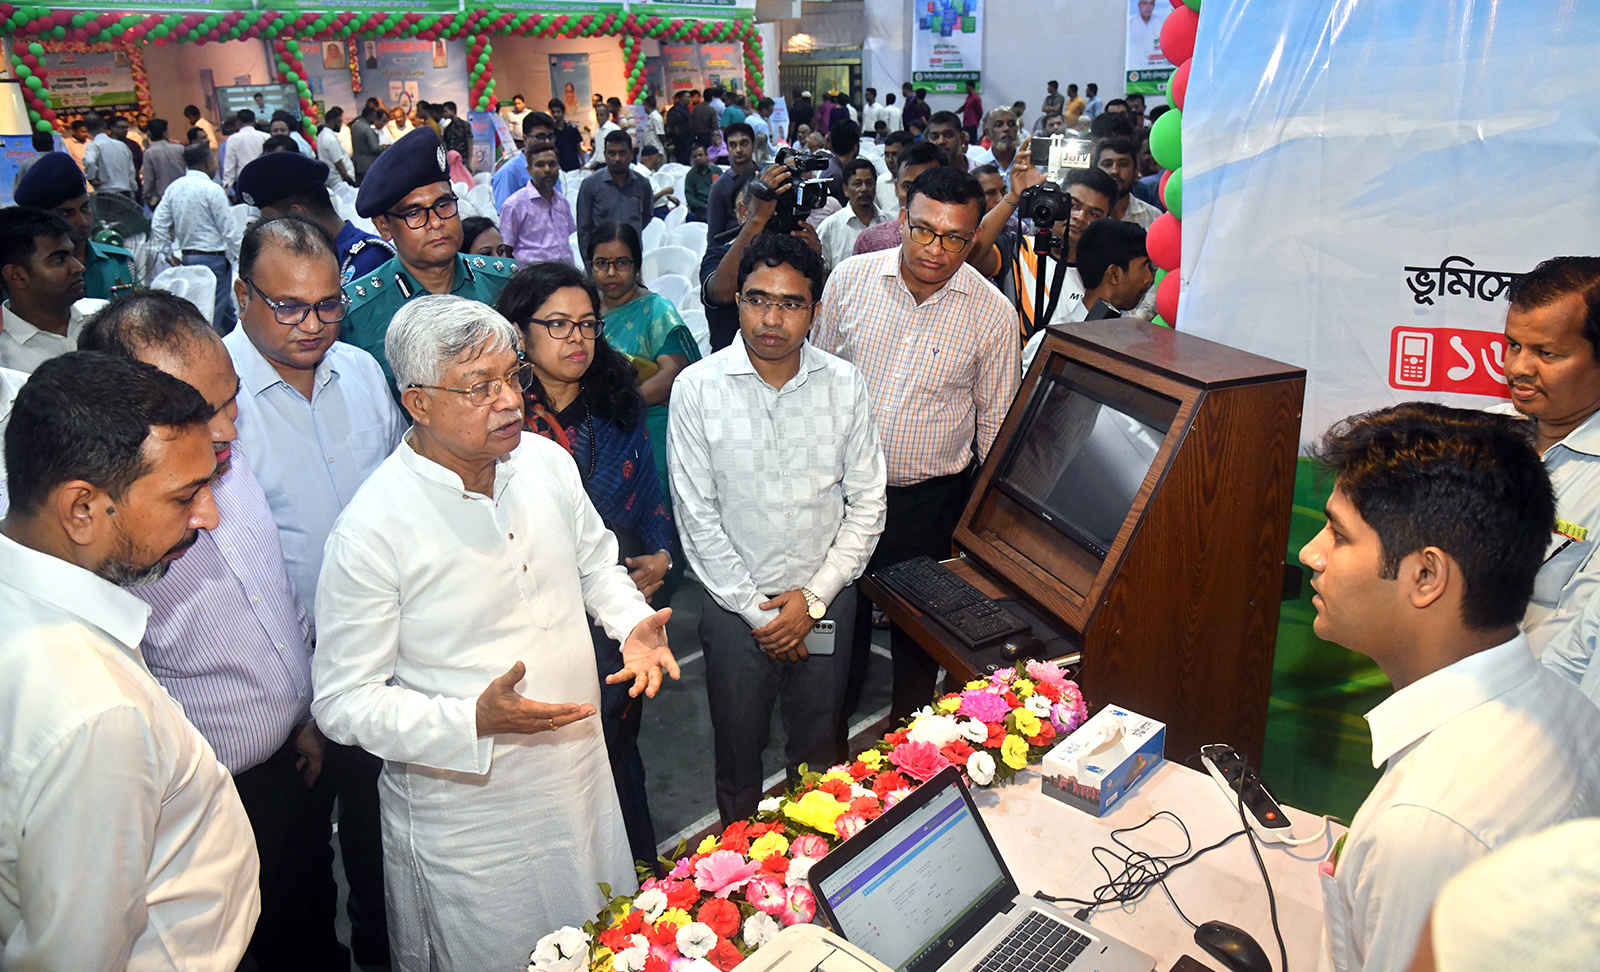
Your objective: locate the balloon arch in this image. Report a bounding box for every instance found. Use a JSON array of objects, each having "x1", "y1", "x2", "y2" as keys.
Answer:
[{"x1": 0, "y1": 5, "x2": 765, "y2": 137}]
